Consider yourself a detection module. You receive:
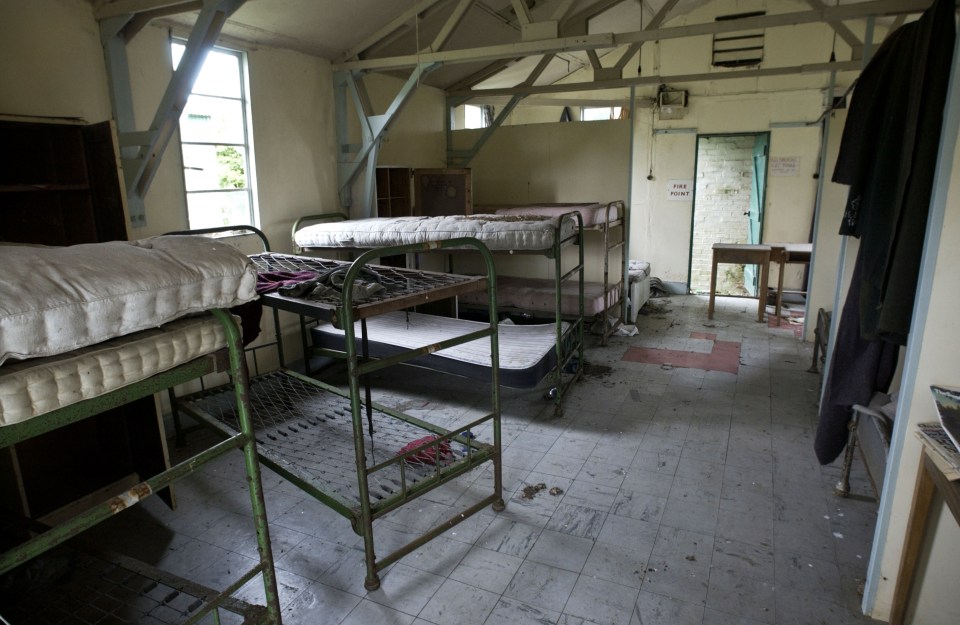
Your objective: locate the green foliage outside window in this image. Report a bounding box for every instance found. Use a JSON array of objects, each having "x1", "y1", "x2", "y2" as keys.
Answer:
[{"x1": 217, "y1": 146, "x2": 246, "y2": 189}]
